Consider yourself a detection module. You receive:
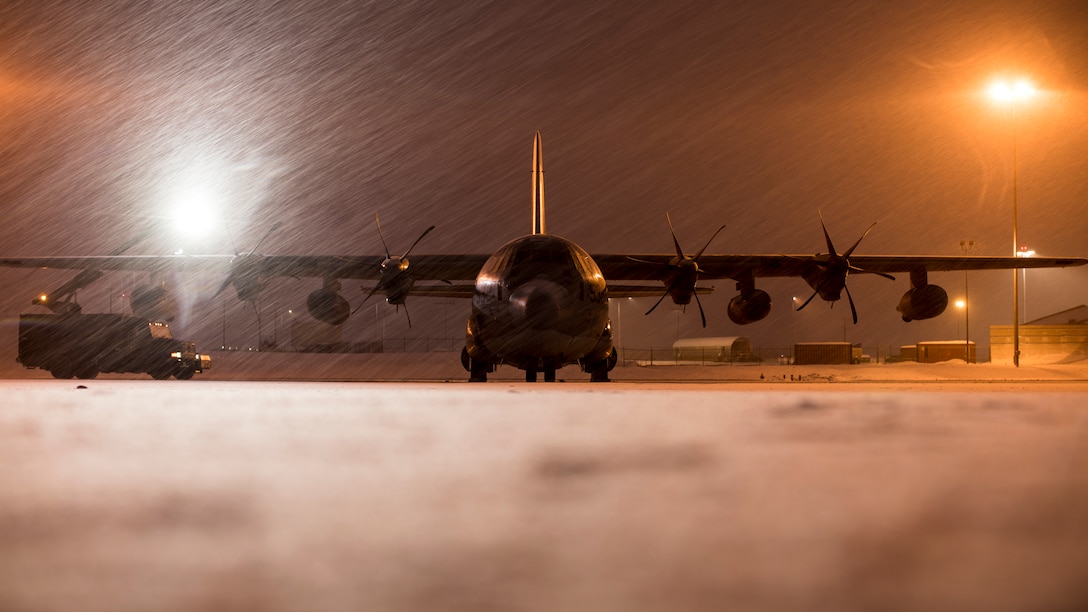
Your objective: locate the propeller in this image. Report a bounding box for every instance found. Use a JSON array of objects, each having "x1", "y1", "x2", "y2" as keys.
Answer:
[
  {"x1": 353, "y1": 213, "x2": 440, "y2": 326},
  {"x1": 213, "y1": 221, "x2": 283, "y2": 300},
  {"x1": 795, "y1": 211, "x2": 895, "y2": 323},
  {"x1": 635, "y1": 213, "x2": 726, "y2": 328}
]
